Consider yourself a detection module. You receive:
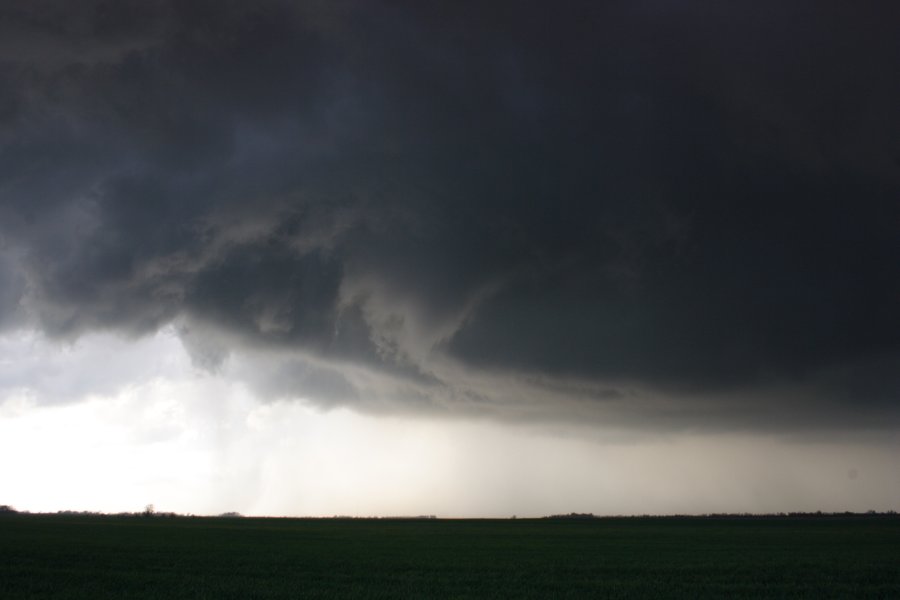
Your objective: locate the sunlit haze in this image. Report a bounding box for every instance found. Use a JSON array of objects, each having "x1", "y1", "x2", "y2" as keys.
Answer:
[{"x1": 1, "y1": 330, "x2": 897, "y2": 516}]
